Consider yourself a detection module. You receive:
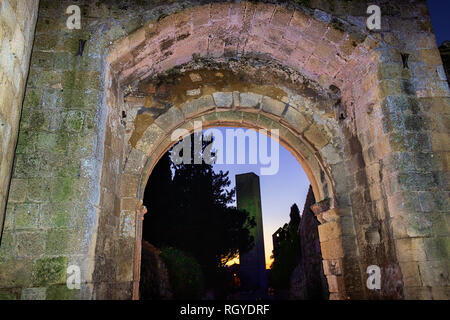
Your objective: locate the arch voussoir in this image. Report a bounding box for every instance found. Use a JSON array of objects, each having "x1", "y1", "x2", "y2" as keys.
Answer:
[{"x1": 108, "y1": 2, "x2": 370, "y2": 91}]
